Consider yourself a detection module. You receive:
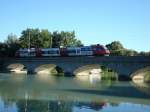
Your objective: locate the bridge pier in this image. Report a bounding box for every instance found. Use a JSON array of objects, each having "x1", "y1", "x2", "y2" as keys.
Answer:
[
  {"x1": 27, "y1": 69, "x2": 35, "y2": 74},
  {"x1": 0, "y1": 61, "x2": 2, "y2": 71},
  {"x1": 118, "y1": 74, "x2": 132, "y2": 81}
]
